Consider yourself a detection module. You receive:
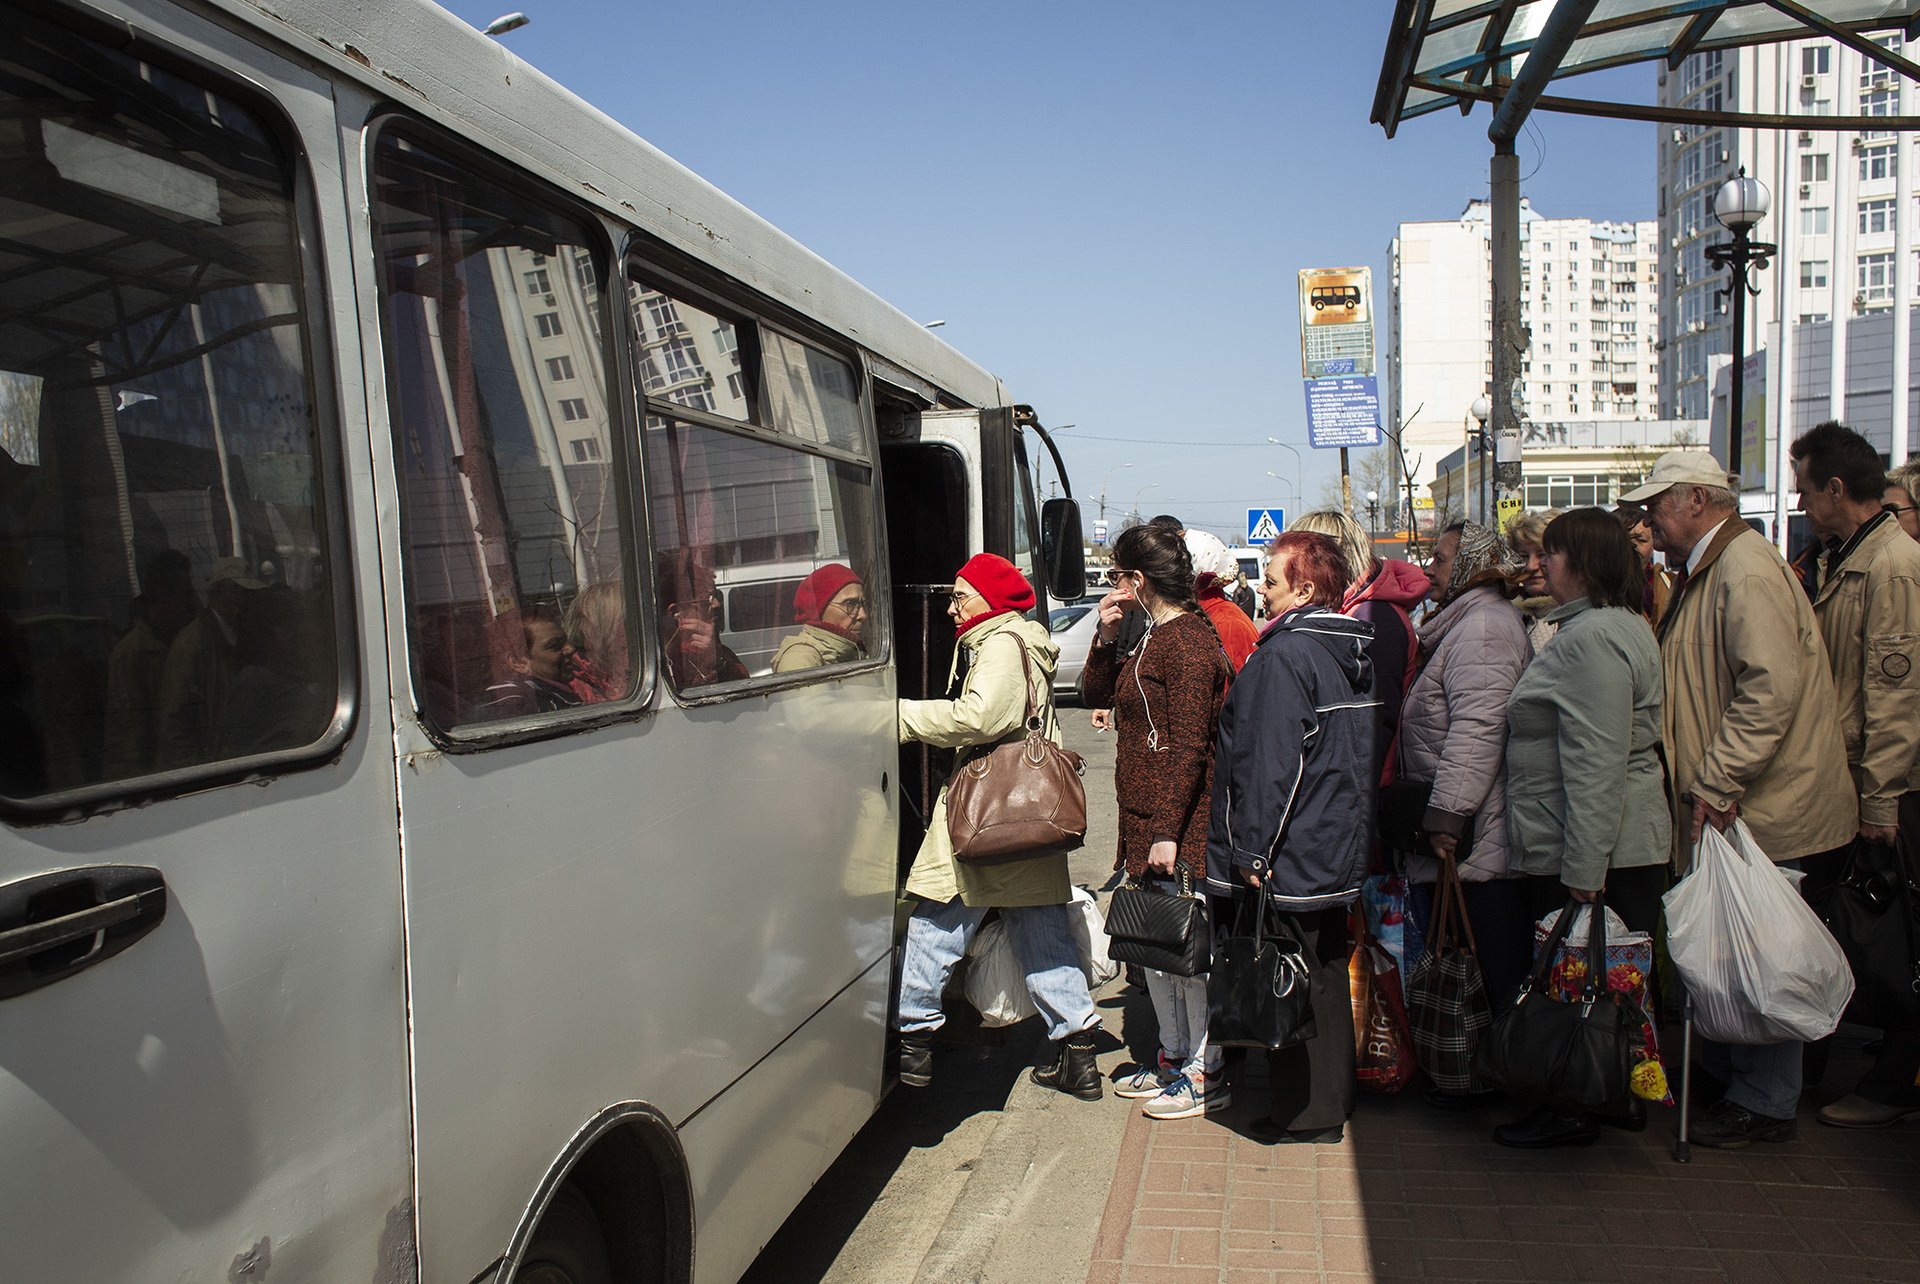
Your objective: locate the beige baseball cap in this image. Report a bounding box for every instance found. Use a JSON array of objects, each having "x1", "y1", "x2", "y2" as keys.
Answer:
[{"x1": 1618, "y1": 451, "x2": 1735, "y2": 504}]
